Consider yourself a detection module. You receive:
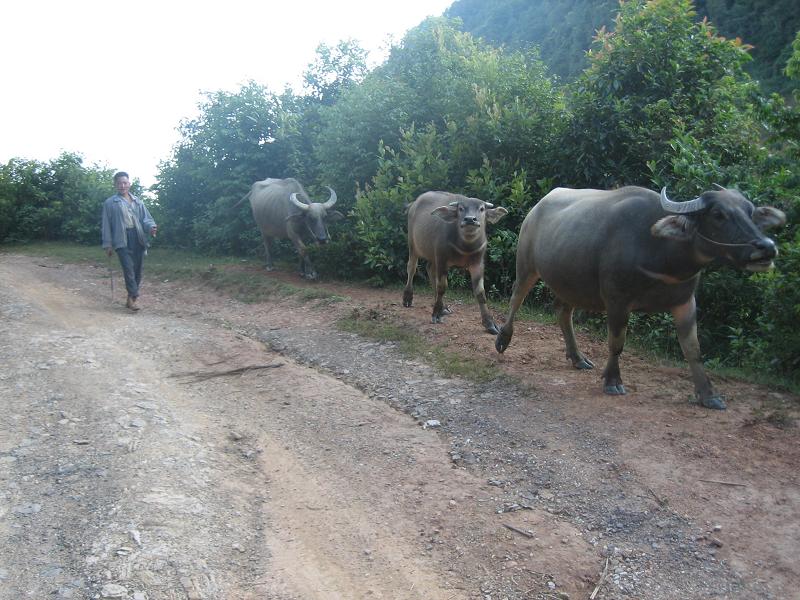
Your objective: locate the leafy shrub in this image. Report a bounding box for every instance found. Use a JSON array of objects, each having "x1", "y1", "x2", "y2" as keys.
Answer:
[{"x1": 0, "y1": 153, "x2": 115, "y2": 245}]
